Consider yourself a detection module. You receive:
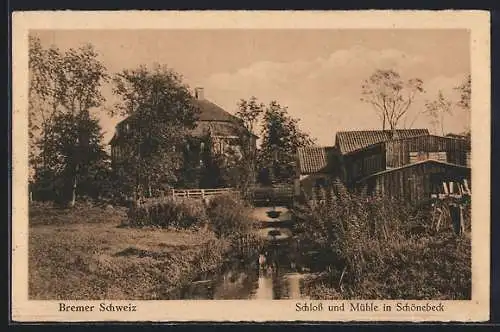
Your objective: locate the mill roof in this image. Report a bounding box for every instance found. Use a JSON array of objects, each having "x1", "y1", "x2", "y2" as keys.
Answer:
[
  {"x1": 334, "y1": 129, "x2": 430, "y2": 155},
  {"x1": 297, "y1": 146, "x2": 337, "y2": 175}
]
